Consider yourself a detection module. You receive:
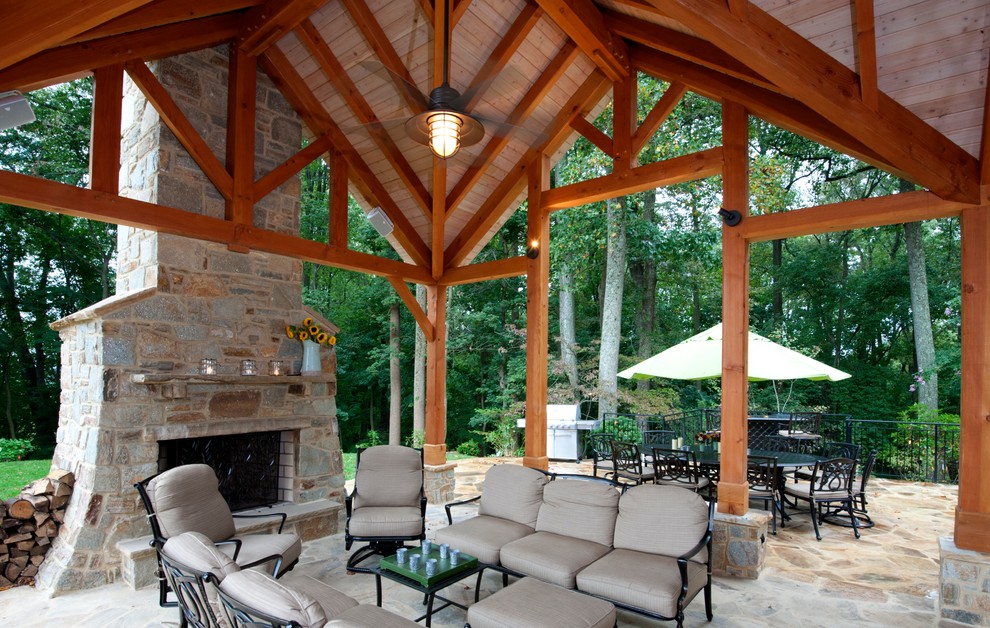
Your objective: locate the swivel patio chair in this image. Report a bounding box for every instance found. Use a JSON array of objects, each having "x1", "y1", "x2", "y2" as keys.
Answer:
[
  {"x1": 344, "y1": 445, "x2": 427, "y2": 572},
  {"x1": 822, "y1": 449, "x2": 877, "y2": 529},
  {"x1": 587, "y1": 433, "x2": 615, "y2": 479},
  {"x1": 651, "y1": 447, "x2": 710, "y2": 495},
  {"x1": 136, "y1": 464, "x2": 301, "y2": 607},
  {"x1": 782, "y1": 457, "x2": 859, "y2": 540},
  {"x1": 746, "y1": 455, "x2": 782, "y2": 534},
  {"x1": 610, "y1": 440, "x2": 654, "y2": 485}
]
